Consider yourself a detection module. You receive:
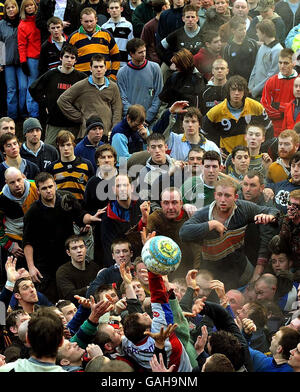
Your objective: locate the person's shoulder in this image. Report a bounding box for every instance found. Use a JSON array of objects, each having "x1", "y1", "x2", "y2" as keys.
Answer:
[
  {"x1": 56, "y1": 261, "x2": 72, "y2": 273},
  {"x1": 43, "y1": 142, "x2": 58, "y2": 152},
  {"x1": 25, "y1": 159, "x2": 39, "y2": 170}
]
